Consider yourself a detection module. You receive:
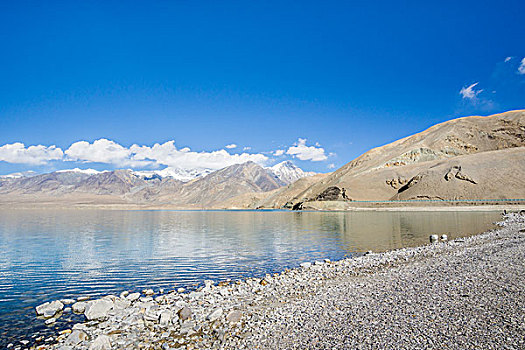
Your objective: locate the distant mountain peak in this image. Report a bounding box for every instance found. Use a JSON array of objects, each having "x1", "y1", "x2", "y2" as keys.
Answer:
[{"x1": 267, "y1": 161, "x2": 316, "y2": 184}]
